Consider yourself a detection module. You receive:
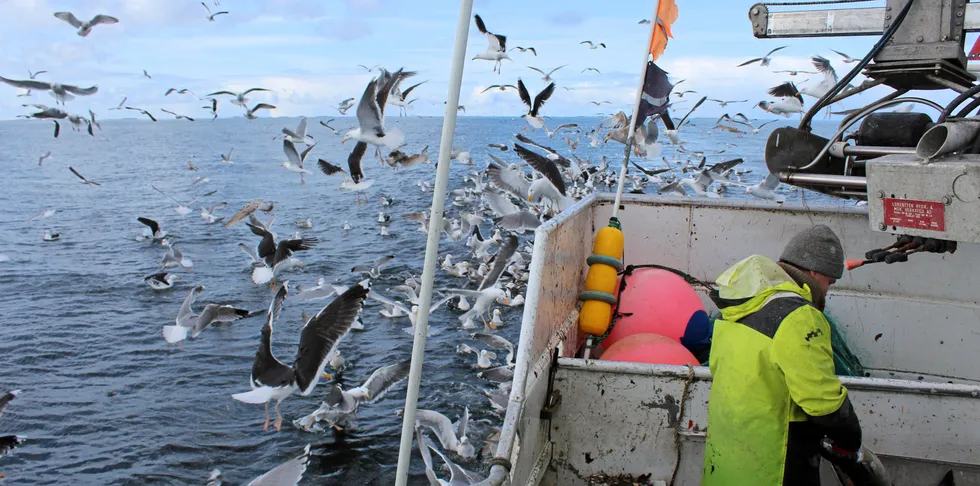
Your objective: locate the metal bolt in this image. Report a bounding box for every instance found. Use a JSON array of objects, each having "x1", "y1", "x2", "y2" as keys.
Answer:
[
  {"x1": 885, "y1": 14, "x2": 892, "y2": 20},
  {"x1": 942, "y1": 195, "x2": 953, "y2": 205},
  {"x1": 957, "y1": 11, "x2": 963, "y2": 17},
  {"x1": 917, "y1": 36, "x2": 924, "y2": 43},
  {"x1": 877, "y1": 191, "x2": 886, "y2": 199},
  {"x1": 878, "y1": 222, "x2": 887, "y2": 230},
  {"x1": 886, "y1": 5, "x2": 892, "y2": 10},
  {"x1": 956, "y1": 35, "x2": 961, "y2": 41},
  {"x1": 752, "y1": 7, "x2": 759, "y2": 15}
]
